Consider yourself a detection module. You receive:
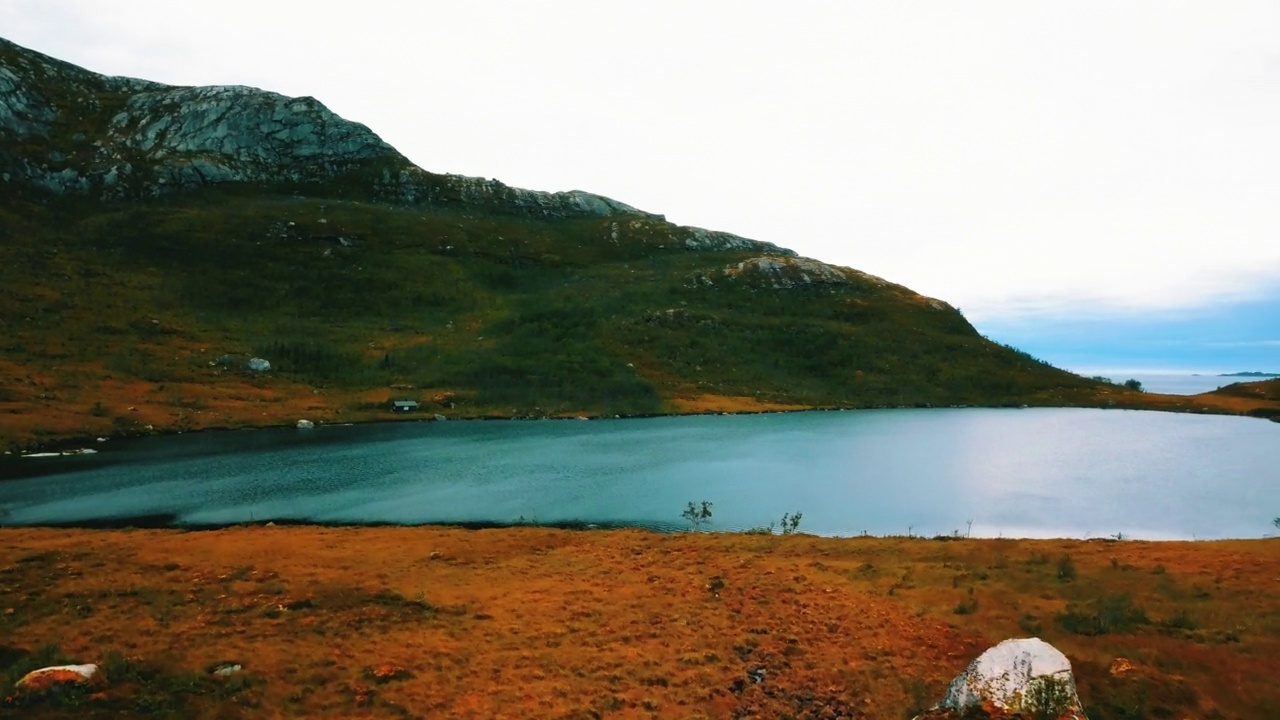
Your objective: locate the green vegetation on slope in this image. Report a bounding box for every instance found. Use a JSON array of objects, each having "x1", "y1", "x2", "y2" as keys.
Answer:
[{"x1": 0, "y1": 182, "x2": 1104, "y2": 434}]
